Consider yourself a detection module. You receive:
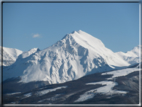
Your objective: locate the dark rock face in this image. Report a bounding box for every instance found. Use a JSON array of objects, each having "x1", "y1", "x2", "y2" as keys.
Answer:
[{"x1": 2, "y1": 67, "x2": 141, "y2": 104}]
